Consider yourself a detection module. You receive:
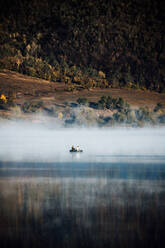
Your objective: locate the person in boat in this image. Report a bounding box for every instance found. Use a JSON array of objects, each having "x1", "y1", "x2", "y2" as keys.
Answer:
[
  {"x1": 76, "y1": 145, "x2": 80, "y2": 152},
  {"x1": 71, "y1": 145, "x2": 76, "y2": 151}
]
